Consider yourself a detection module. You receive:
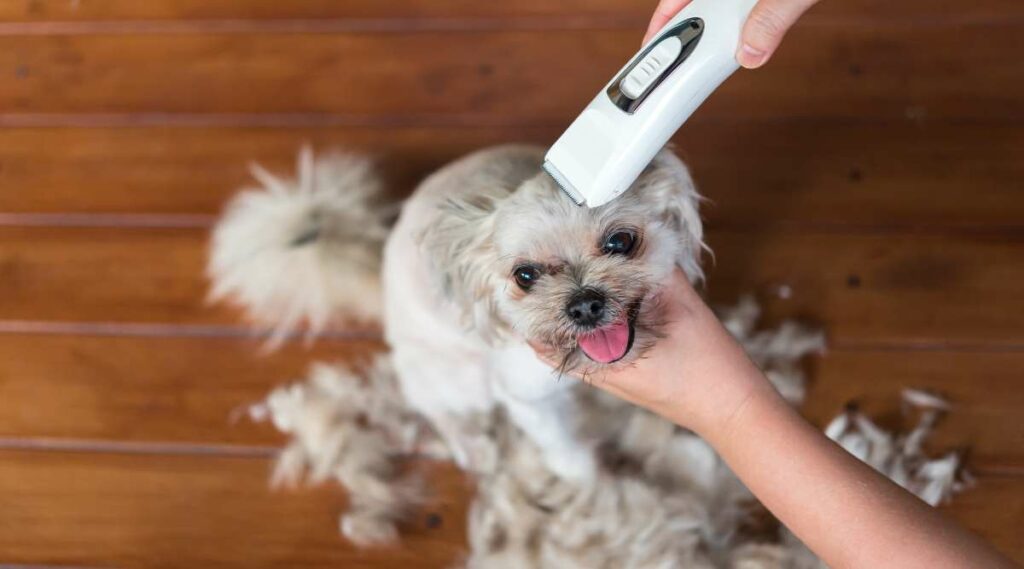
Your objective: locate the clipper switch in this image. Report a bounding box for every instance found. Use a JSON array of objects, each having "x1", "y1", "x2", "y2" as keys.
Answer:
[{"x1": 618, "y1": 36, "x2": 684, "y2": 99}]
